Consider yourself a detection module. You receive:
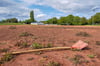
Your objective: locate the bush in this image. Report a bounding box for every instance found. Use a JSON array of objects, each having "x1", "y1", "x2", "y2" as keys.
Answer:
[
  {"x1": 76, "y1": 32, "x2": 90, "y2": 37},
  {"x1": 87, "y1": 54, "x2": 95, "y2": 58},
  {"x1": 47, "y1": 61, "x2": 61, "y2": 66},
  {"x1": 15, "y1": 41, "x2": 28, "y2": 48},
  {"x1": 0, "y1": 53, "x2": 14, "y2": 64},
  {"x1": 69, "y1": 54, "x2": 83, "y2": 65},
  {"x1": 31, "y1": 43, "x2": 43, "y2": 49},
  {"x1": 46, "y1": 44, "x2": 53, "y2": 48}
]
